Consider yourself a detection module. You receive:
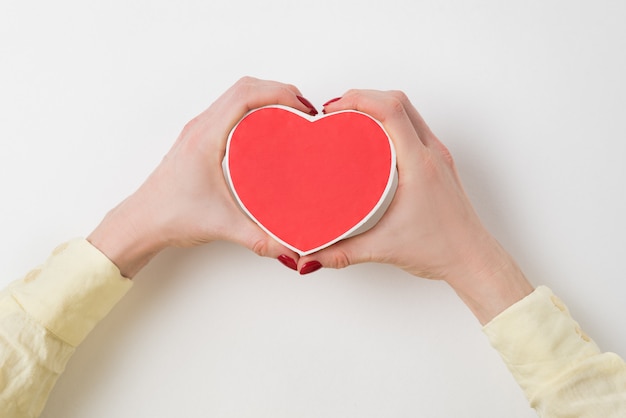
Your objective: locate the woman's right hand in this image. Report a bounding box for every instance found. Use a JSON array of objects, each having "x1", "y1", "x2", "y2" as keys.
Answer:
[
  {"x1": 88, "y1": 77, "x2": 314, "y2": 278},
  {"x1": 298, "y1": 90, "x2": 533, "y2": 324}
]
